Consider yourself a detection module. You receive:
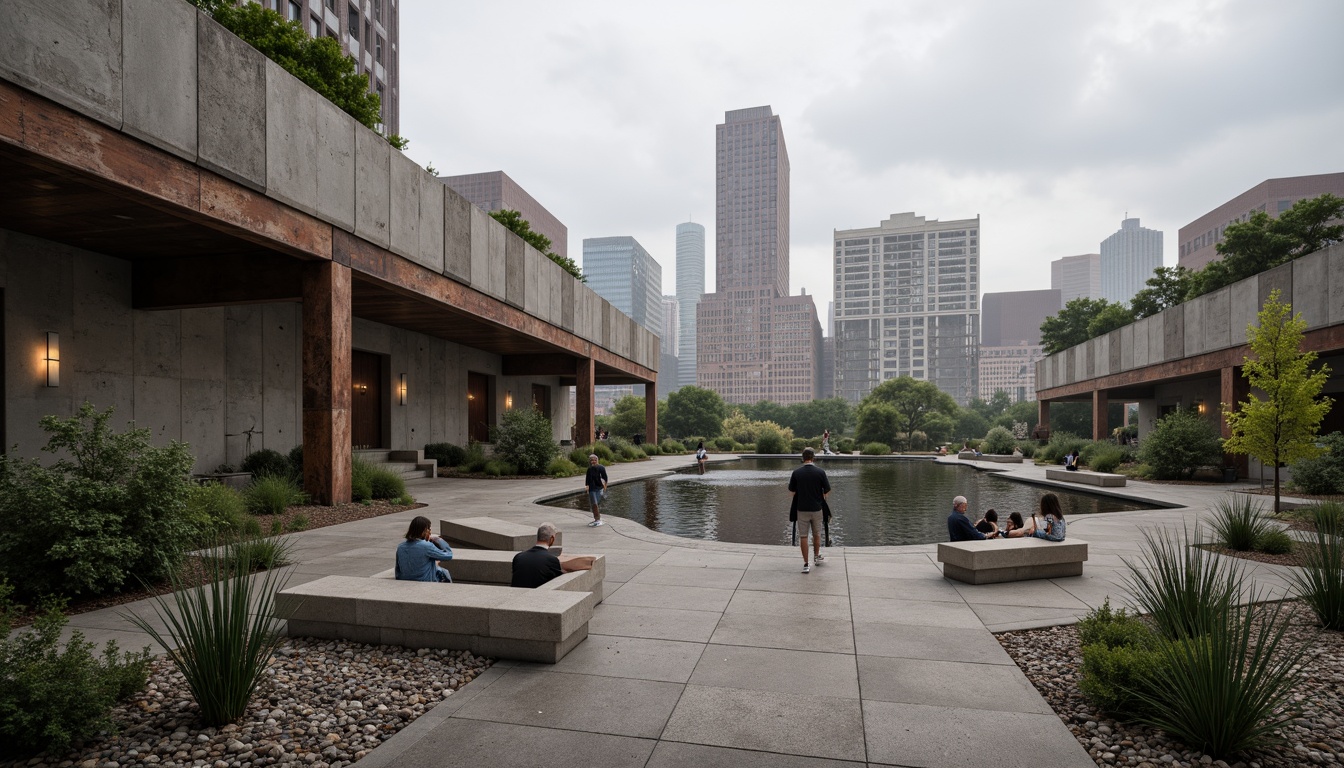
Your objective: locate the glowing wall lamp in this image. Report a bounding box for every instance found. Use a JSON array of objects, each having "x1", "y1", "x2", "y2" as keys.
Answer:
[
  {"x1": 398, "y1": 373, "x2": 407, "y2": 406},
  {"x1": 505, "y1": 389, "x2": 513, "y2": 410},
  {"x1": 44, "y1": 332, "x2": 60, "y2": 387}
]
